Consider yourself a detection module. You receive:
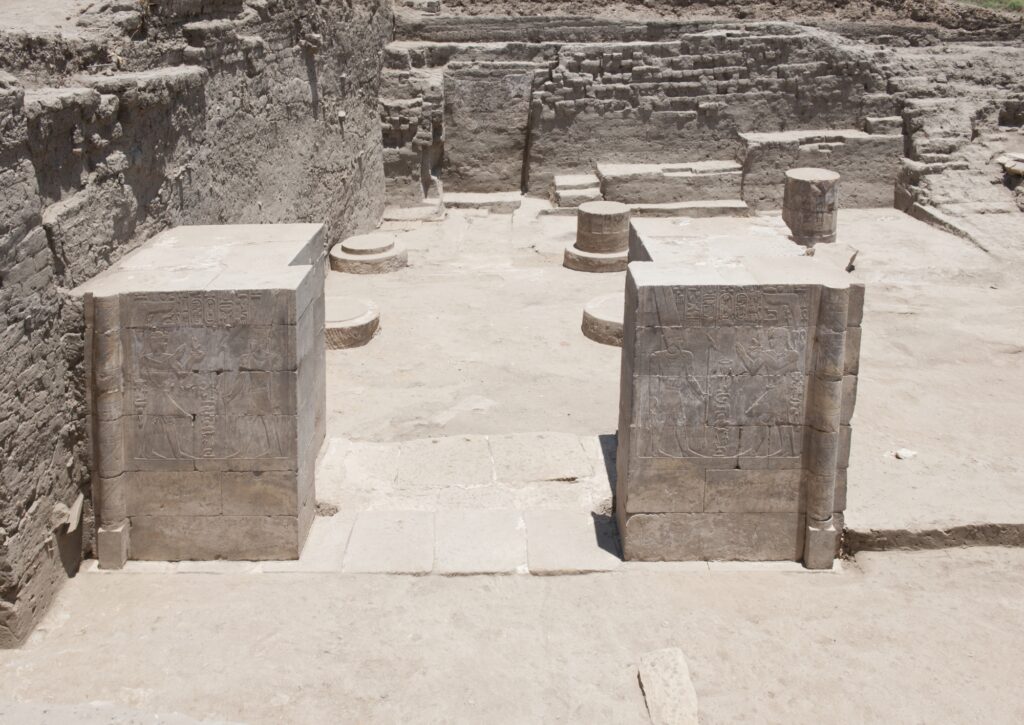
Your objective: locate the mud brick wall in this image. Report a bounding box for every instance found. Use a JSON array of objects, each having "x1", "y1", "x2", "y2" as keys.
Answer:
[
  {"x1": 528, "y1": 30, "x2": 887, "y2": 188},
  {"x1": 379, "y1": 24, "x2": 892, "y2": 197},
  {"x1": 1, "y1": 0, "x2": 391, "y2": 646},
  {"x1": 740, "y1": 130, "x2": 903, "y2": 210},
  {"x1": 615, "y1": 261, "x2": 861, "y2": 566}
]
